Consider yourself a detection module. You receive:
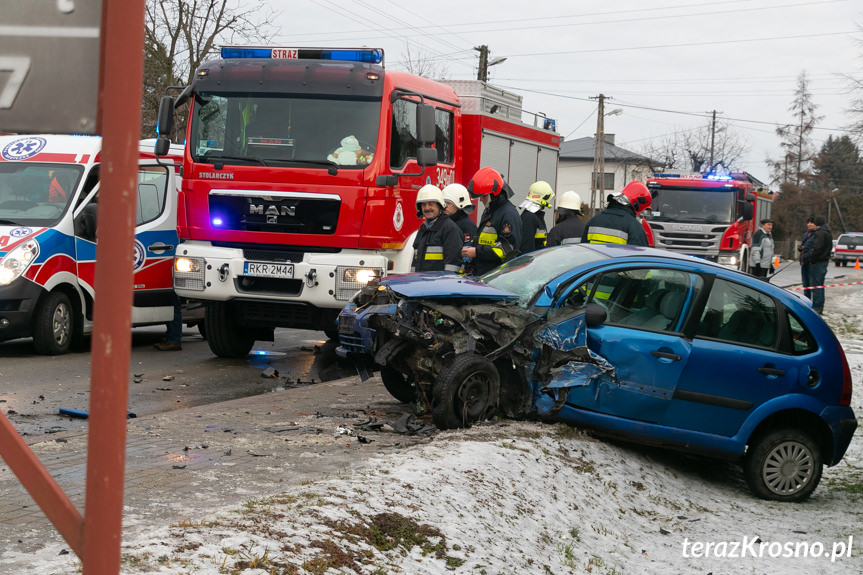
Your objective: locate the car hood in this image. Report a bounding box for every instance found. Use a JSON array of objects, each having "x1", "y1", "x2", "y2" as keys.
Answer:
[{"x1": 382, "y1": 272, "x2": 519, "y2": 302}]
